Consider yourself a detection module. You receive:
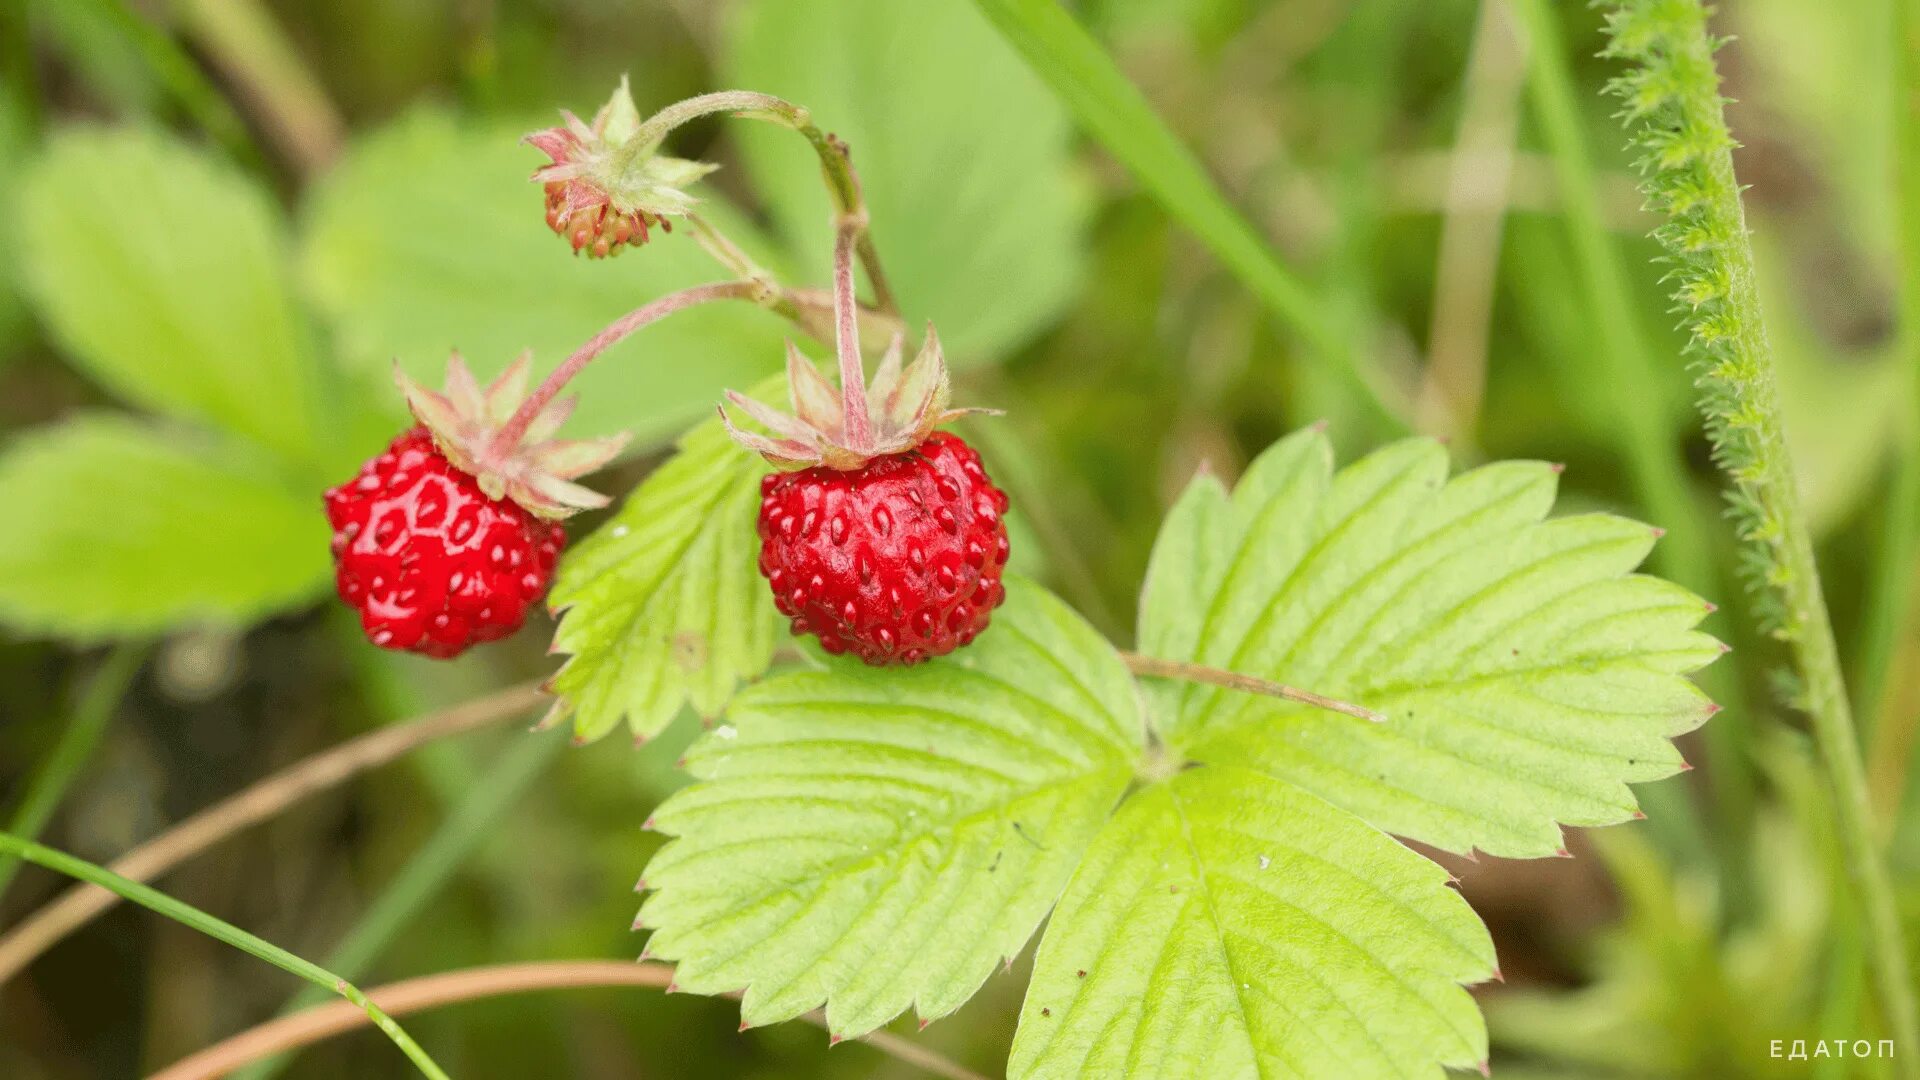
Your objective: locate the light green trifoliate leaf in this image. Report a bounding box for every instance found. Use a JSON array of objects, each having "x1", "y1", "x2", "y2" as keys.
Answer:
[
  {"x1": 0, "y1": 415, "x2": 331, "y2": 638},
  {"x1": 636, "y1": 578, "x2": 1141, "y2": 1036},
  {"x1": 726, "y1": 0, "x2": 1091, "y2": 361},
  {"x1": 14, "y1": 128, "x2": 327, "y2": 468},
  {"x1": 1140, "y1": 428, "x2": 1724, "y2": 858},
  {"x1": 1011, "y1": 765, "x2": 1495, "y2": 1080},
  {"x1": 544, "y1": 410, "x2": 779, "y2": 744}
]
